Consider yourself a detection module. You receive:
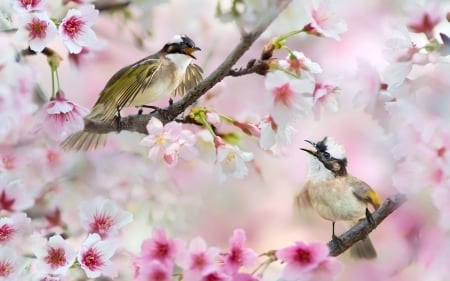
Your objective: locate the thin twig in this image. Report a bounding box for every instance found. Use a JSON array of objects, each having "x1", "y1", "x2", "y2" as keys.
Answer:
[
  {"x1": 83, "y1": 0, "x2": 293, "y2": 135},
  {"x1": 328, "y1": 193, "x2": 408, "y2": 257},
  {"x1": 93, "y1": 0, "x2": 131, "y2": 11}
]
